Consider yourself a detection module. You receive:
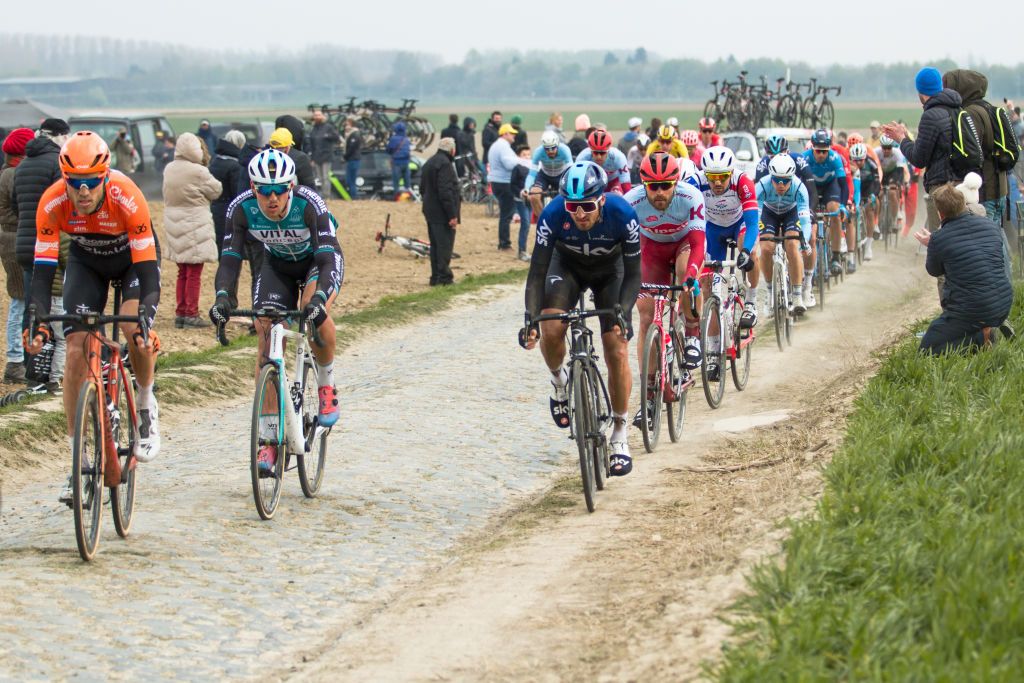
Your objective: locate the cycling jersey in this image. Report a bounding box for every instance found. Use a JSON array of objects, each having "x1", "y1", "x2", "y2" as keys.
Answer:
[
  {"x1": 524, "y1": 143, "x2": 573, "y2": 190},
  {"x1": 646, "y1": 139, "x2": 689, "y2": 159},
  {"x1": 755, "y1": 175, "x2": 811, "y2": 241},
  {"x1": 216, "y1": 184, "x2": 343, "y2": 303},
  {"x1": 857, "y1": 157, "x2": 881, "y2": 198},
  {"x1": 754, "y1": 152, "x2": 819, "y2": 208},
  {"x1": 694, "y1": 170, "x2": 759, "y2": 253},
  {"x1": 624, "y1": 182, "x2": 707, "y2": 281},
  {"x1": 876, "y1": 148, "x2": 909, "y2": 176},
  {"x1": 801, "y1": 148, "x2": 849, "y2": 205},
  {"x1": 32, "y1": 171, "x2": 160, "y2": 326},
  {"x1": 577, "y1": 147, "x2": 631, "y2": 191}
]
